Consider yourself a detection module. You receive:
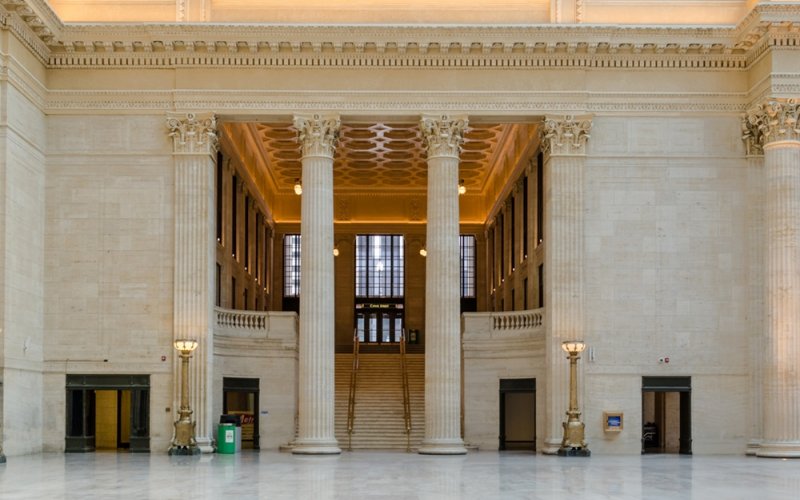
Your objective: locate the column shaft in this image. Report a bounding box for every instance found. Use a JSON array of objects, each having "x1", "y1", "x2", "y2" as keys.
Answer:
[
  {"x1": 168, "y1": 112, "x2": 217, "y2": 452},
  {"x1": 540, "y1": 115, "x2": 591, "y2": 454},
  {"x1": 293, "y1": 114, "x2": 341, "y2": 455},
  {"x1": 419, "y1": 115, "x2": 467, "y2": 455},
  {"x1": 761, "y1": 142, "x2": 800, "y2": 457}
]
